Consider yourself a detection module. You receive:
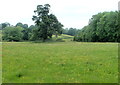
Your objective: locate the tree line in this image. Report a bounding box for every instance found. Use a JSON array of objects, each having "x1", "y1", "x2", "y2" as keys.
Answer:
[
  {"x1": 74, "y1": 11, "x2": 120, "y2": 42},
  {"x1": 1, "y1": 22, "x2": 77, "y2": 42},
  {"x1": 1, "y1": 4, "x2": 119, "y2": 42},
  {"x1": 1, "y1": 23, "x2": 37, "y2": 41},
  {"x1": 62, "y1": 28, "x2": 78, "y2": 36},
  {"x1": 1, "y1": 4, "x2": 64, "y2": 42}
]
